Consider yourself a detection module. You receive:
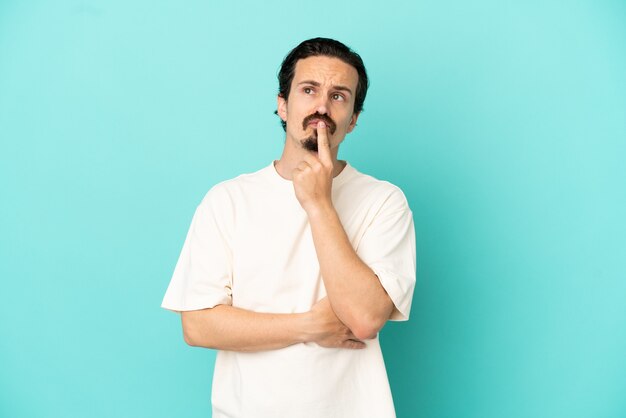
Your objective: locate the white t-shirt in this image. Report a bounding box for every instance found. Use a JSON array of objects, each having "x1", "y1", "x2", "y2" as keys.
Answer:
[{"x1": 162, "y1": 161, "x2": 416, "y2": 418}]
